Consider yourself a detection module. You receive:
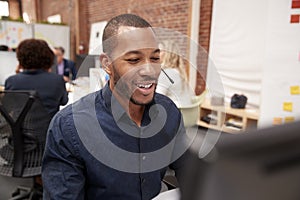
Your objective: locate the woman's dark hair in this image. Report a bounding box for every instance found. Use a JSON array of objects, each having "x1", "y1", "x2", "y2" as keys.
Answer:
[{"x1": 16, "y1": 39, "x2": 54, "y2": 70}]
